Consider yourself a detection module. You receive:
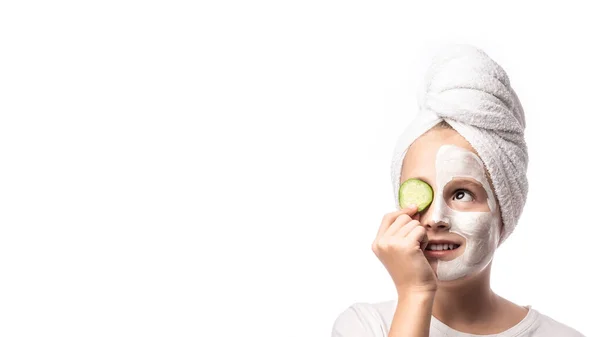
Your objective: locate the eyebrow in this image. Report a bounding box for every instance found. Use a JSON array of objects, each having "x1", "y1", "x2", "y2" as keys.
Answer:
[{"x1": 448, "y1": 177, "x2": 484, "y2": 188}]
